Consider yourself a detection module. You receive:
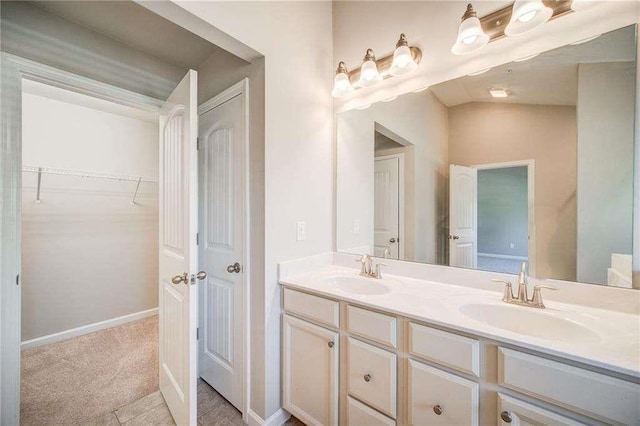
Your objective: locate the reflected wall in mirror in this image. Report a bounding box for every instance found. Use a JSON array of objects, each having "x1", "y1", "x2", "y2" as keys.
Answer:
[{"x1": 336, "y1": 24, "x2": 637, "y2": 289}]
